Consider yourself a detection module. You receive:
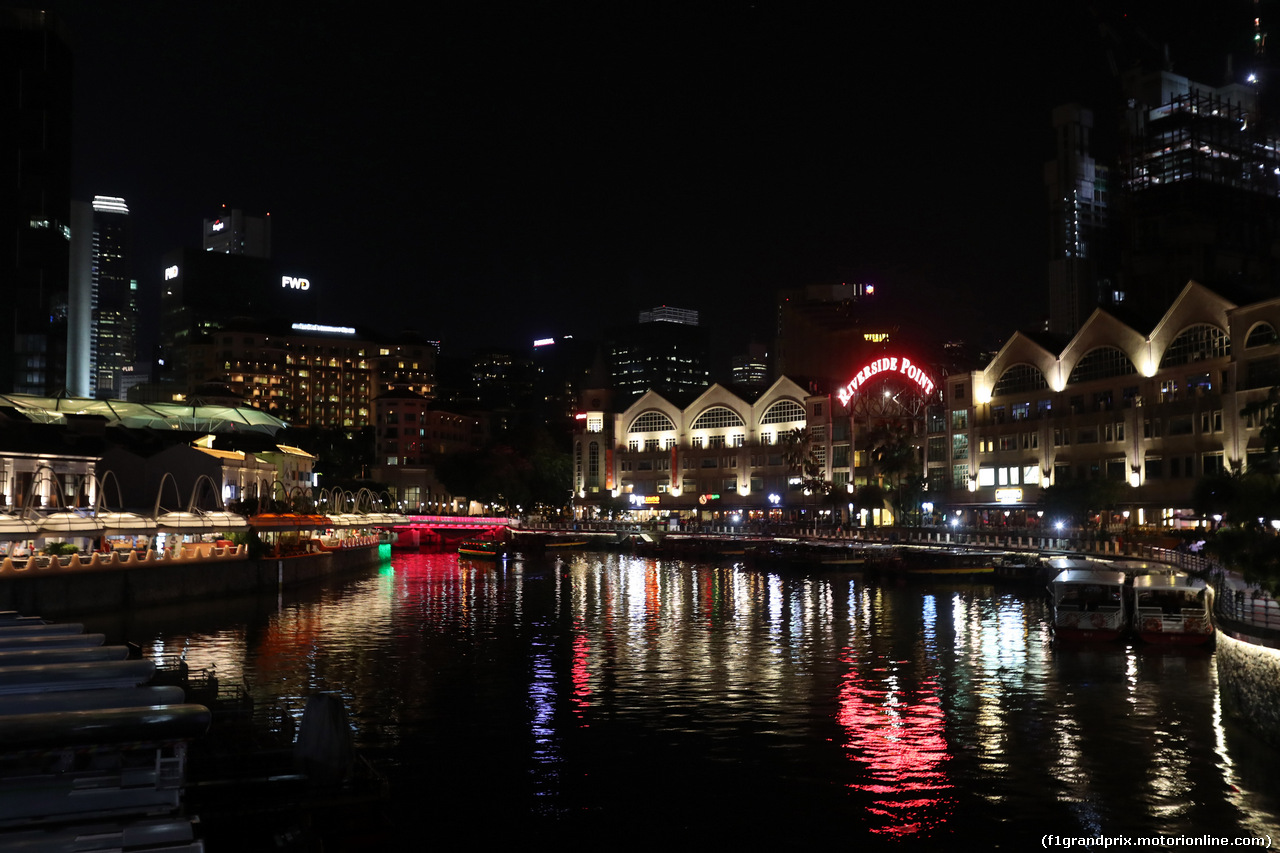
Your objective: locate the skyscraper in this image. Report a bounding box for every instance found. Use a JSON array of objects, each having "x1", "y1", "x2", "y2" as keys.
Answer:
[
  {"x1": 203, "y1": 207, "x2": 271, "y2": 258},
  {"x1": 89, "y1": 197, "x2": 135, "y2": 398},
  {"x1": 1045, "y1": 104, "x2": 1112, "y2": 336},
  {"x1": 1113, "y1": 67, "x2": 1280, "y2": 318},
  {"x1": 607, "y1": 307, "x2": 709, "y2": 401},
  {"x1": 1, "y1": 10, "x2": 72, "y2": 395}
]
